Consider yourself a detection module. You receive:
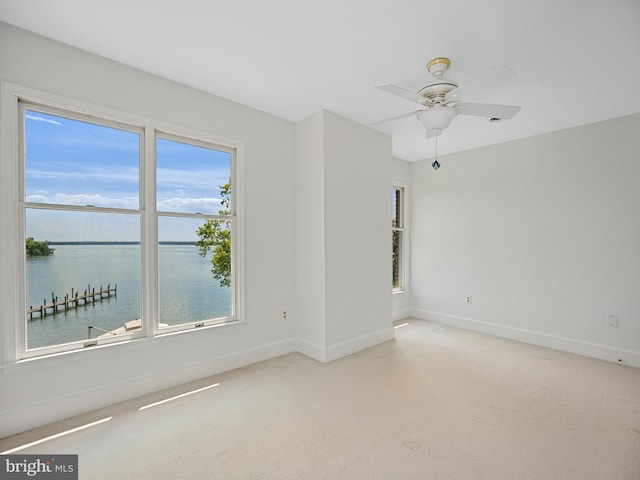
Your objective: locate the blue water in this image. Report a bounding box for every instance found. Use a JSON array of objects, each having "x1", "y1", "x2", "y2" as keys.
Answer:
[{"x1": 26, "y1": 244, "x2": 231, "y2": 349}]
